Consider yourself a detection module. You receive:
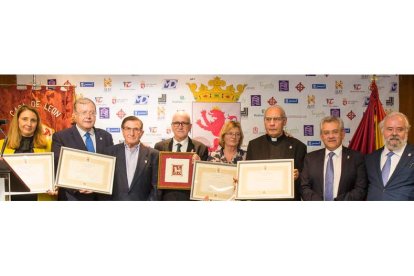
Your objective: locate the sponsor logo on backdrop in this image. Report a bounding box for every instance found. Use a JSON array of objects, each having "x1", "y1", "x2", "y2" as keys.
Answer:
[
  {"x1": 295, "y1": 82, "x2": 305, "y2": 92},
  {"x1": 149, "y1": 127, "x2": 158, "y2": 133},
  {"x1": 363, "y1": 97, "x2": 370, "y2": 107},
  {"x1": 325, "y1": 98, "x2": 335, "y2": 107},
  {"x1": 99, "y1": 107, "x2": 110, "y2": 119},
  {"x1": 335, "y1": 80, "x2": 343, "y2": 94},
  {"x1": 386, "y1": 97, "x2": 394, "y2": 106},
  {"x1": 112, "y1": 97, "x2": 128, "y2": 104},
  {"x1": 123, "y1": 81, "x2": 132, "y2": 88},
  {"x1": 284, "y1": 98, "x2": 298, "y2": 104},
  {"x1": 47, "y1": 79, "x2": 56, "y2": 90},
  {"x1": 104, "y1": 78, "x2": 112, "y2": 92},
  {"x1": 390, "y1": 82, "x2": 398, "y2": 92},
  {"x1": 307, "y1": 141, "x2": 321, "y2": 146},
  {"x1": 80, "y1": 82, "x2": 94, "y2": 87},
  {"x1": 361, "y1": 75, "x2": 370, "y2": 79},
  {"x1": 95, "y1": 97, "x2": 104, "y2": 105},
  {"x1": 304, "y1": 125, "x2": 314, "y2": 136},
  {"x1": 241, "y1": 107, "x2": 248, "y2": 117},
  {"x1": 350, "y1": 83, "x2": 366, "y2": 93},
  {"x1": 311, "y1": 110, "x2": 326, "y2": 117},
  {"x1": 279, "y1": 80, "x2": 289, "y2": 92},
  {"x1": 267, "y1": 97, "x2": 277, "y2": 105},
  {"x1": 158, "y1": 94, "x2": 167, "y2": 104},
  {"x1": 163, "y1": 79, "x2": 178, "y2": 89},
  {"x1": 157, "y1": 106, "x2": 165, "y2": 120},
  {"x1": 251, "y1": 95, "x2": 261, "y2": 106},
  {"x1": 312, "y1": 84, "x2": 327, "y2": 89},
  {"x1": 140, "y1": 81, "x2": 157, "y2": 89},
  {"x1": 166, "y1": 128, "x2": 171, "y2": 134},
  {"x1": 330, "y1": 109, "x2": 340, "y2": 117},
  {"x1": 347, "y1": 110, "x2": 356, "y2": 120},
  {"x1": 106, "y1": 128, "x2": 121, "y2": 133},
  {"x1": 135, "y1": 95, "x2": 149, "y2": 104},
  {"x1": 287, "y1": 115, "x2": 307, "y2": 119},
  {"x1": 342, "y1": 98, "x2": 358, "y2": 106},
  {"x1": 134, "y1": 110, "x2": 148, "y2": 116},
  {"x1": 116, "y1": 109, "x2": 126, "y2": 119},
  {"x1": 285, "y1": 127, "x2": 299, "y2": 135},
  {"x1": 307, "y1": 95, "x2": 315, "y2": 109},
  {"x1": 259, "y1": 82, "x2": 274, "y2": 90},
  {"x1": 344, "y1": 128, "x2": 350, "y2": 133},
  {"x1": 253, "y1": 127, "x2": 258, "y2": 134}
]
